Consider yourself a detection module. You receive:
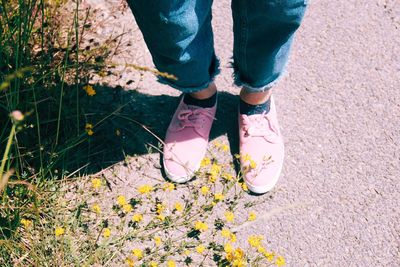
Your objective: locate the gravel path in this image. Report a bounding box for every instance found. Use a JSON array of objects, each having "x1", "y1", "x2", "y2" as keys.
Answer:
[{"x1": 81, "y1": 0, "x2": 400, "y2": 265}]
